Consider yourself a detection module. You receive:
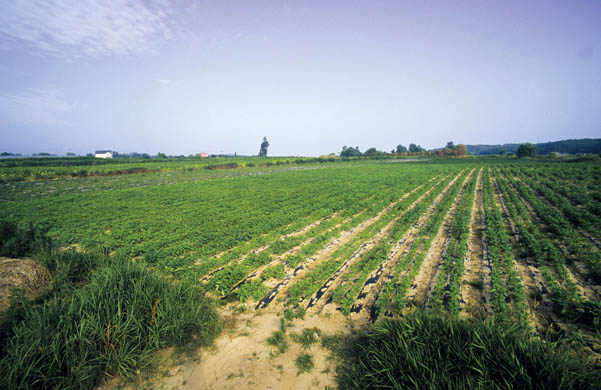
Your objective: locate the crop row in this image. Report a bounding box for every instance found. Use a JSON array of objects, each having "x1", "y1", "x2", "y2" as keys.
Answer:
[
  {"x1": 492, "y1": 168, "x2": 600, "y2": 332},
  {"x1": 371, "y1": 170, "x2": 474, "y2": 318}
]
